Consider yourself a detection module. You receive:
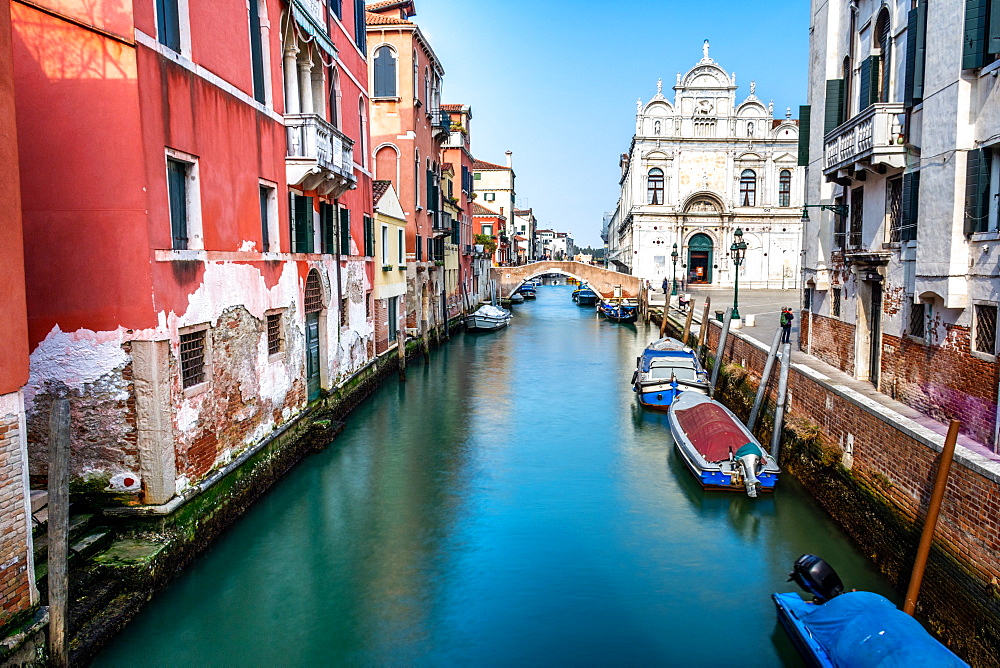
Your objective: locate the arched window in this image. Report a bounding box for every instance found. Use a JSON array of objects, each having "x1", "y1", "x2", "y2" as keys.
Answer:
[
  {"x1": 358, "y1": 96, "x2": 367, "y2": 169},
  {"x1": 328, "y1": 67, "x2": 342, "y2": 128},
  {"x1": 423, "y1": 68, "x2": 430, "y2": 109},
  {"x1": 739, "y1": 169, "x2": 757, "y2": 206},
  {"x1": 842, "y1": 56, "x2": 852, "y2": 118},
  {"x1": 647, "y1": 168, "x2": 664, "y2": 205},
  {"x1": 304, "y1": 270, "x2": 324, "y2": 313},
  {"x1": 375, "y1": 145, "x2": 399, "y2": 186},
  {"x1": 778, "y1": 169, "x2": 792, "y2": 207},
  {"x1": 373, "y1": 46, "x2": 396, "y2": 97},
  {"x1": 412, "y1": 50, "x2": 418, "y2": 102}
]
